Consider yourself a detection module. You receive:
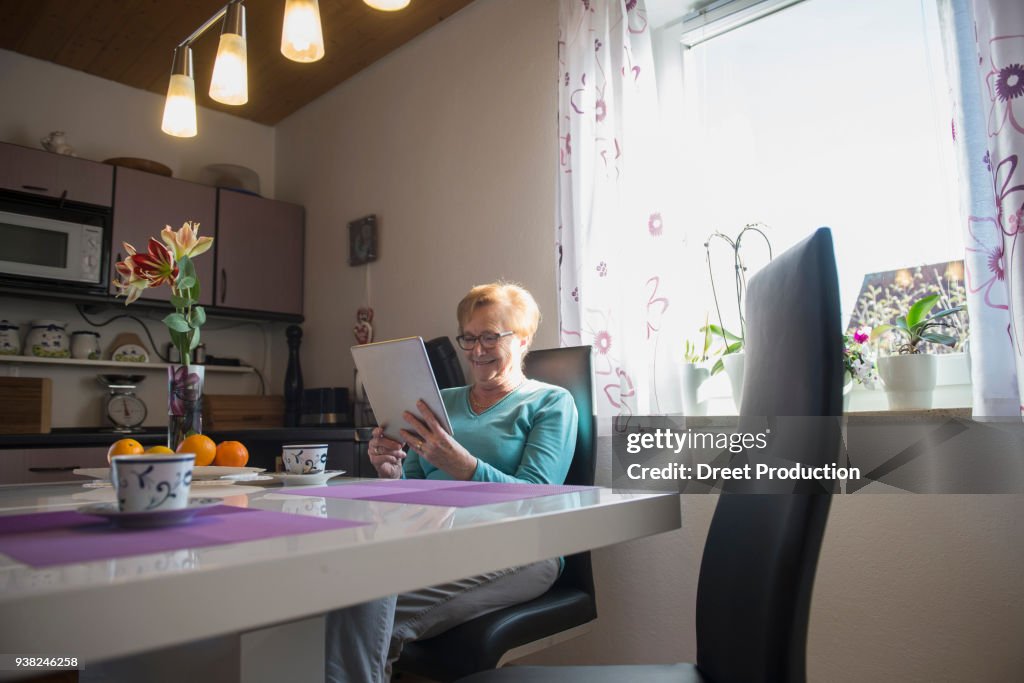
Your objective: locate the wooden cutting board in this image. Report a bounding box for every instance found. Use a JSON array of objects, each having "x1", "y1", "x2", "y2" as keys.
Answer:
[
  {"x1": 0, "y1": 377, "x2": 52, "y2": 434},
  {"x1": 203, "y1": 394, "x2": 284, "y2": 431}
]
